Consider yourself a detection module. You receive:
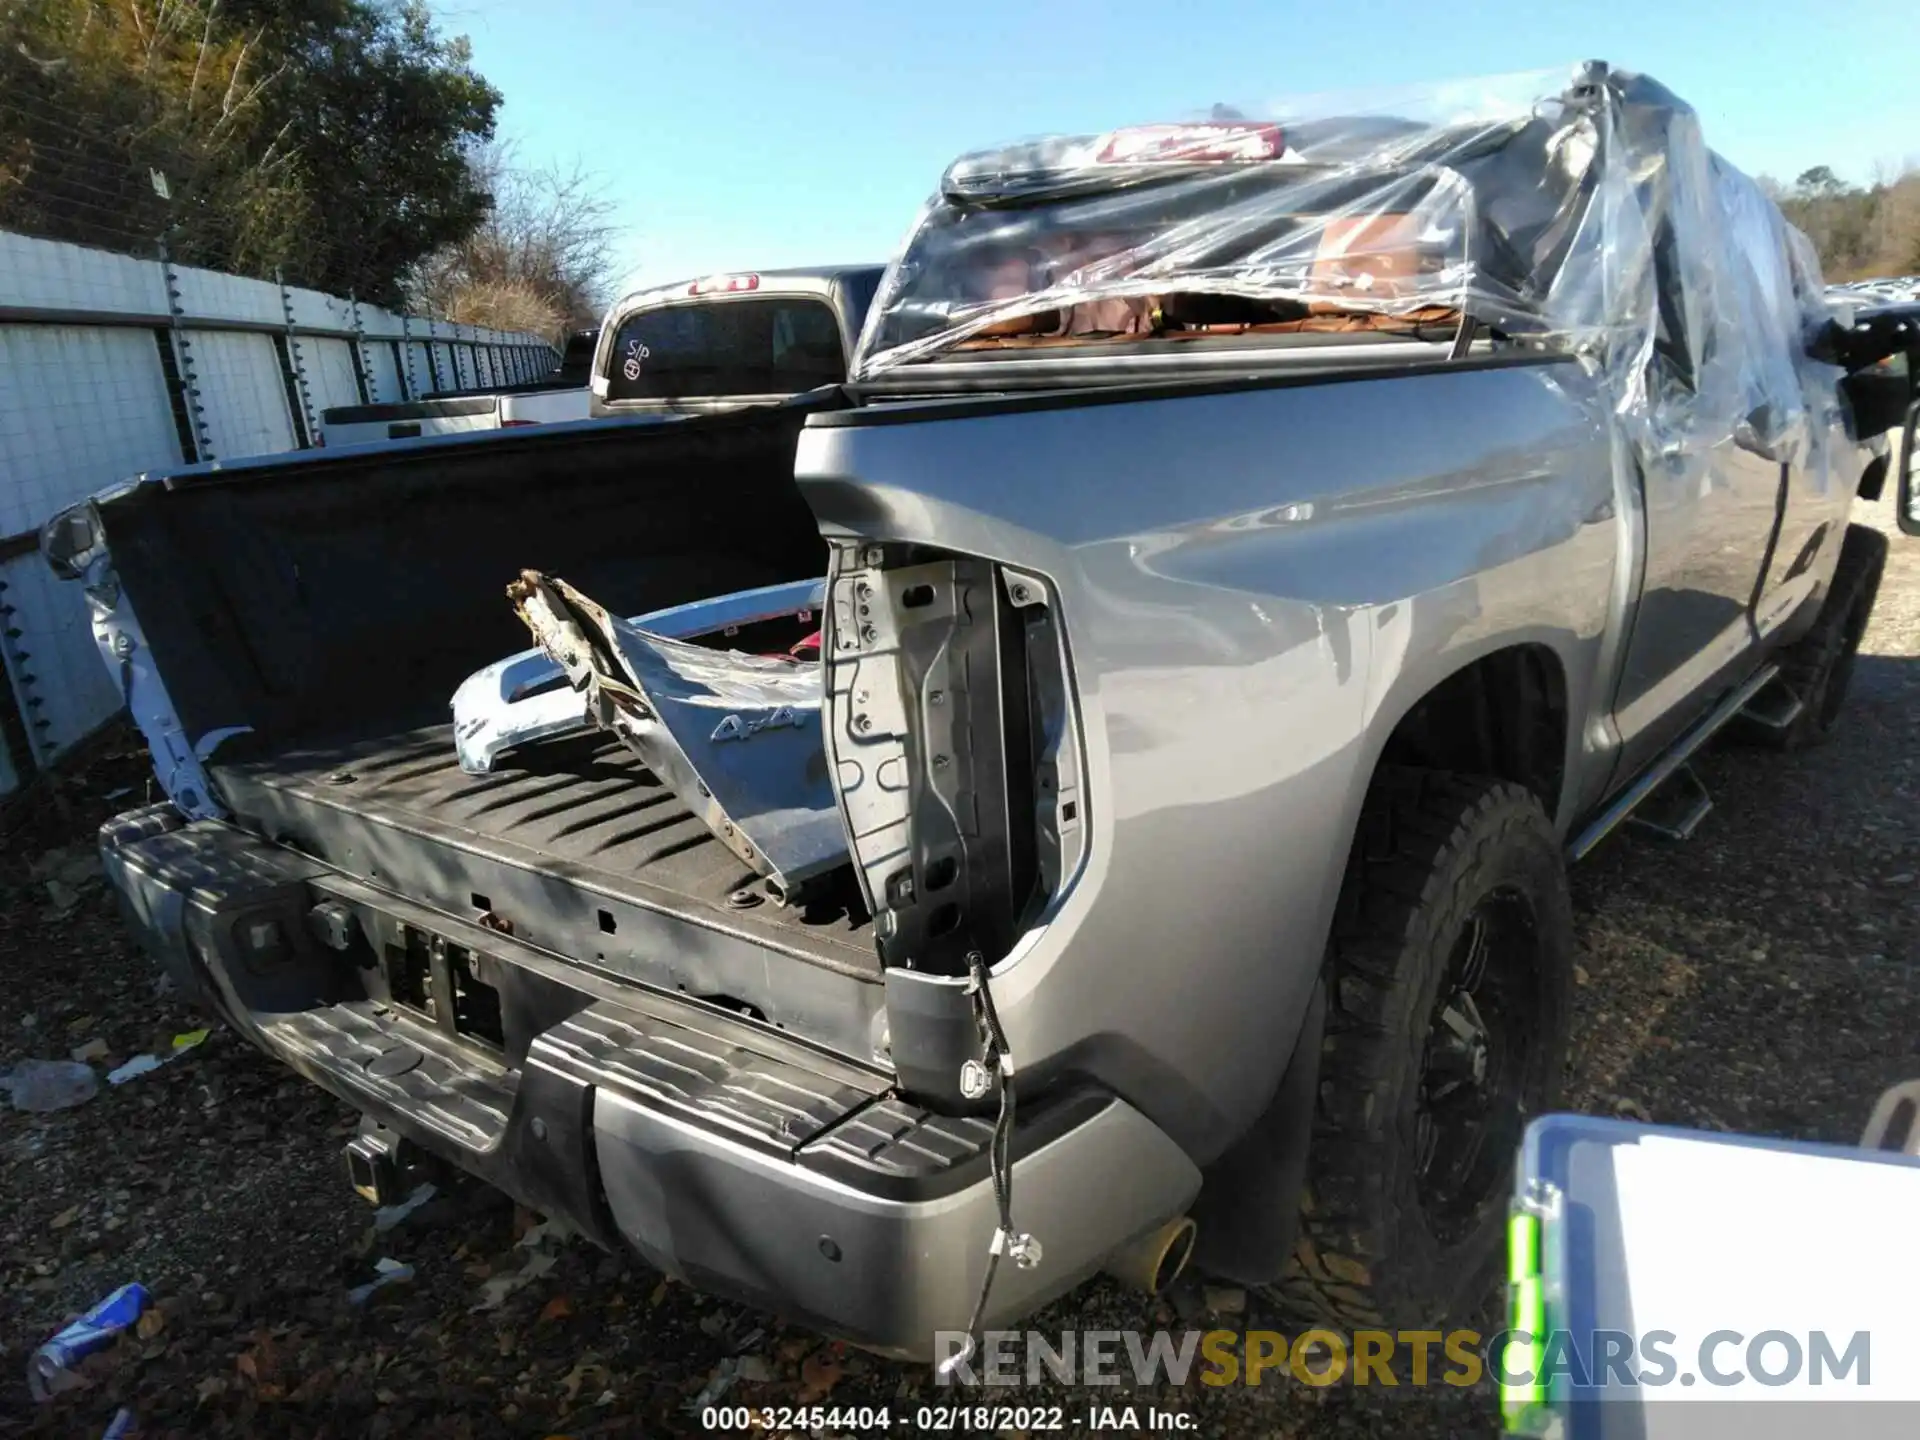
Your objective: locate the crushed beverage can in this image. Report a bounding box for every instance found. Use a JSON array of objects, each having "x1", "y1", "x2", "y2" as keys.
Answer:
[{"x1": 26, "y1": 1281, "x2": 148, "y2": 1401}]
